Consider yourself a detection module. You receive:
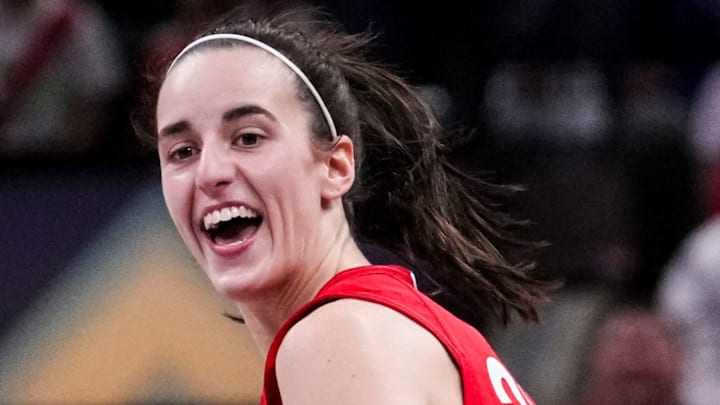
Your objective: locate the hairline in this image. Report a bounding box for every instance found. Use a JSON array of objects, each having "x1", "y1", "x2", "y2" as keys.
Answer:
[{"x1": 166, "y1": 33, "x2": 337, "y2": 140}]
